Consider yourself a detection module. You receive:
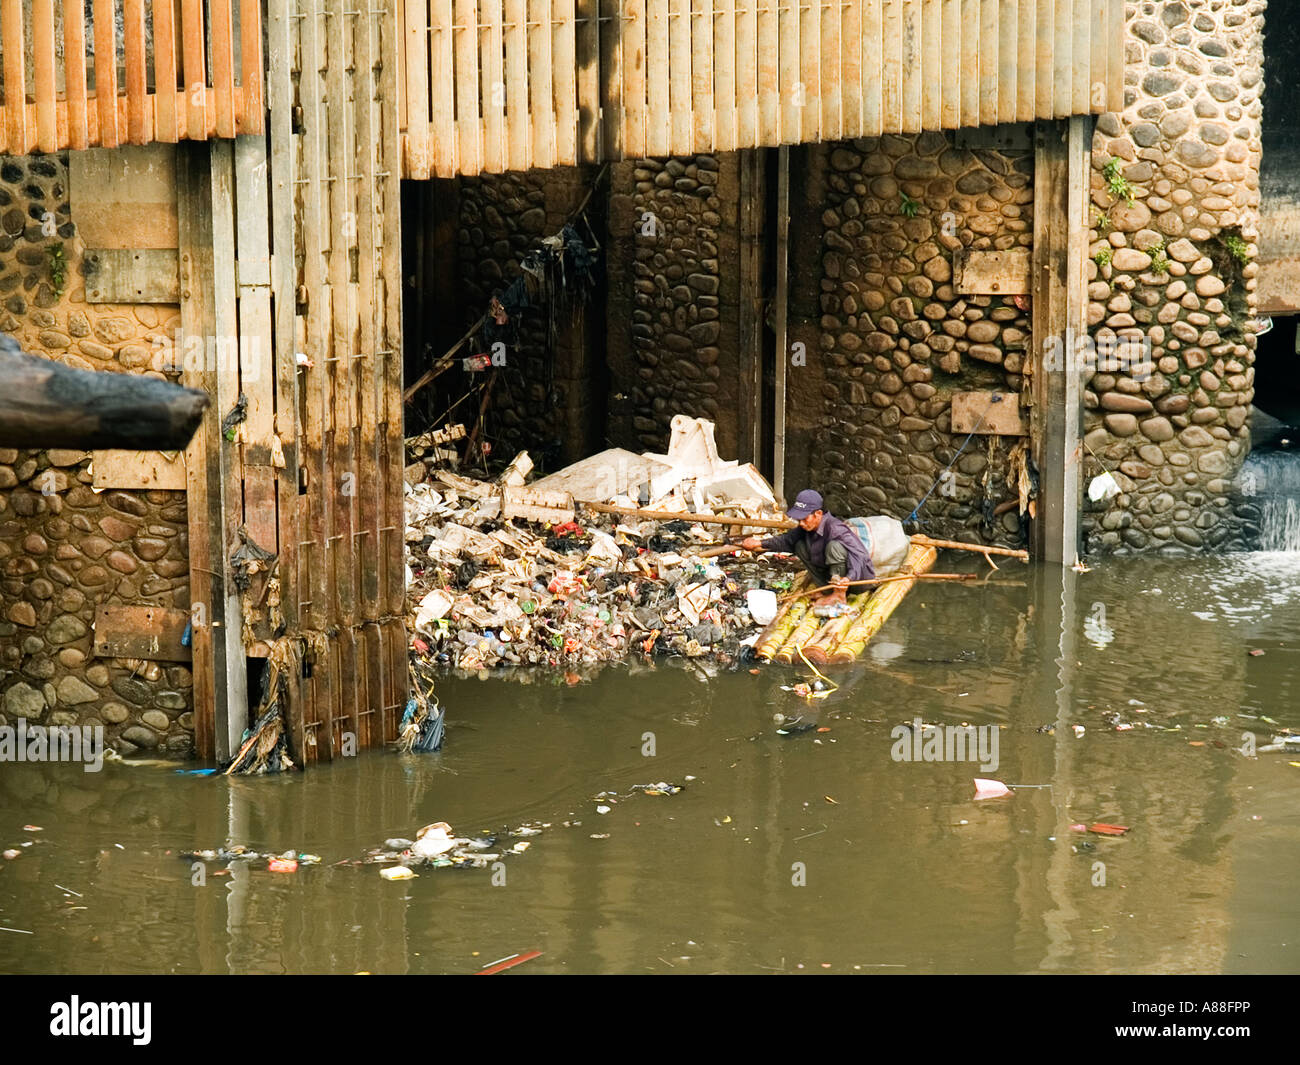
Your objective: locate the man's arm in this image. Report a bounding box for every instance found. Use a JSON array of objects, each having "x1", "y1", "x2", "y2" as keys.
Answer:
[{"x1": 759, "y1": 527, "x2": 802, "y2": 554}]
